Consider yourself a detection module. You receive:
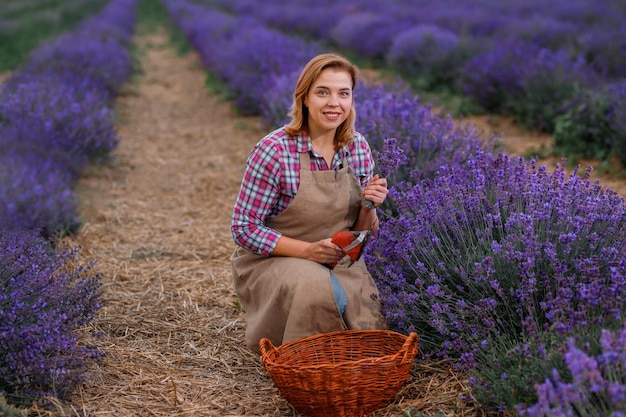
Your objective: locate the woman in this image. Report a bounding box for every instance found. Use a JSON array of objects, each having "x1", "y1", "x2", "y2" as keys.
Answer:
[{"x1": 230, "y1": 53, "x2": 388, "y2": 354}]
